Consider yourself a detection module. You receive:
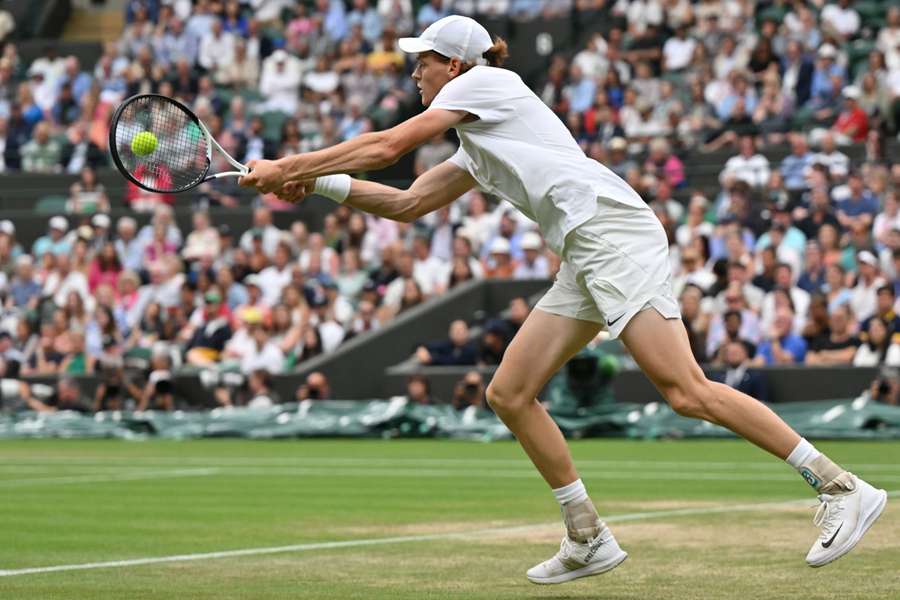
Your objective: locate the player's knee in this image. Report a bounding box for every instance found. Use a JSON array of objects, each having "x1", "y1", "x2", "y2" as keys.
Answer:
[
  {"x1": 663, "y1": 374, "x2": 715, "y2": 419},
  {"x1": 485, "y1": 381, "x2": 529, "y2": 415}
]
